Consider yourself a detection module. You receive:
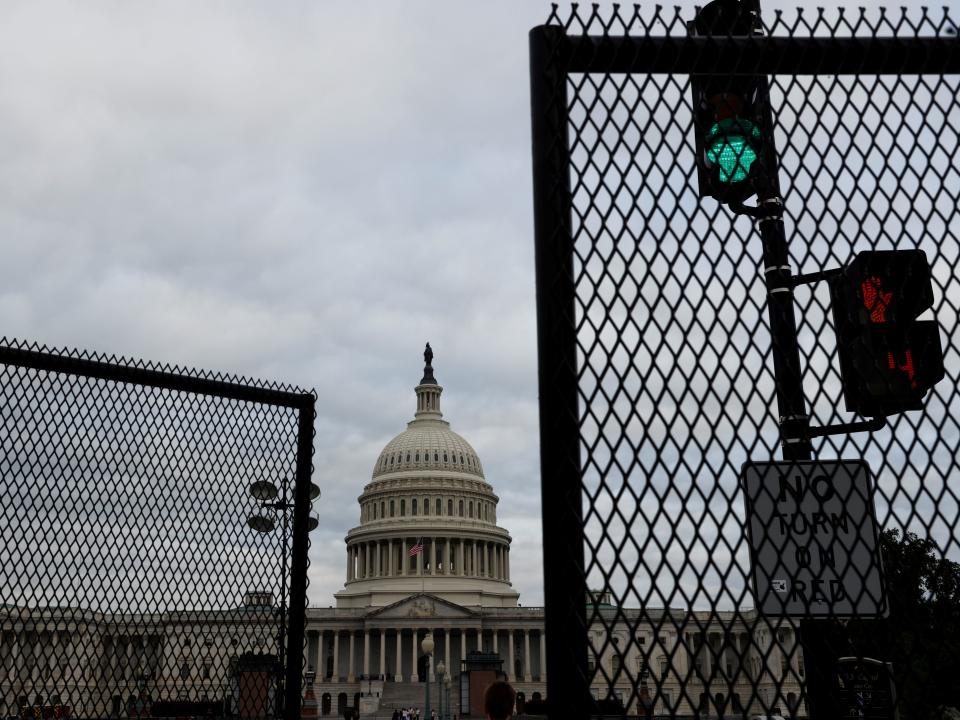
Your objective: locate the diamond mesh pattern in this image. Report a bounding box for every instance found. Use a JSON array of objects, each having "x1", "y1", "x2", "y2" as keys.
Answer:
[
  {"x1": 0, "y1": 338, "x2": 316, "y2": 720},
  {"x1": 531, "y1": 5, "x2": 960, "y2": 719}
]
